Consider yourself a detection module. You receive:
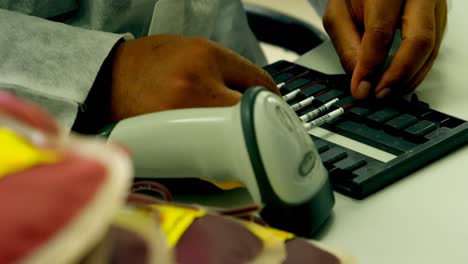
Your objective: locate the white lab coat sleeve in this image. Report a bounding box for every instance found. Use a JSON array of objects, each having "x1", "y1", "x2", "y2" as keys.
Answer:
[
  {"x1": 307, "y1": 0, "x2": 328, "y2": 17},
  {"x1": 0, "y1": 9, "x2": 131, "y2": 129},
  {"x1": 149, "y1": 0, "x2": 267, "y2": 66}
]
